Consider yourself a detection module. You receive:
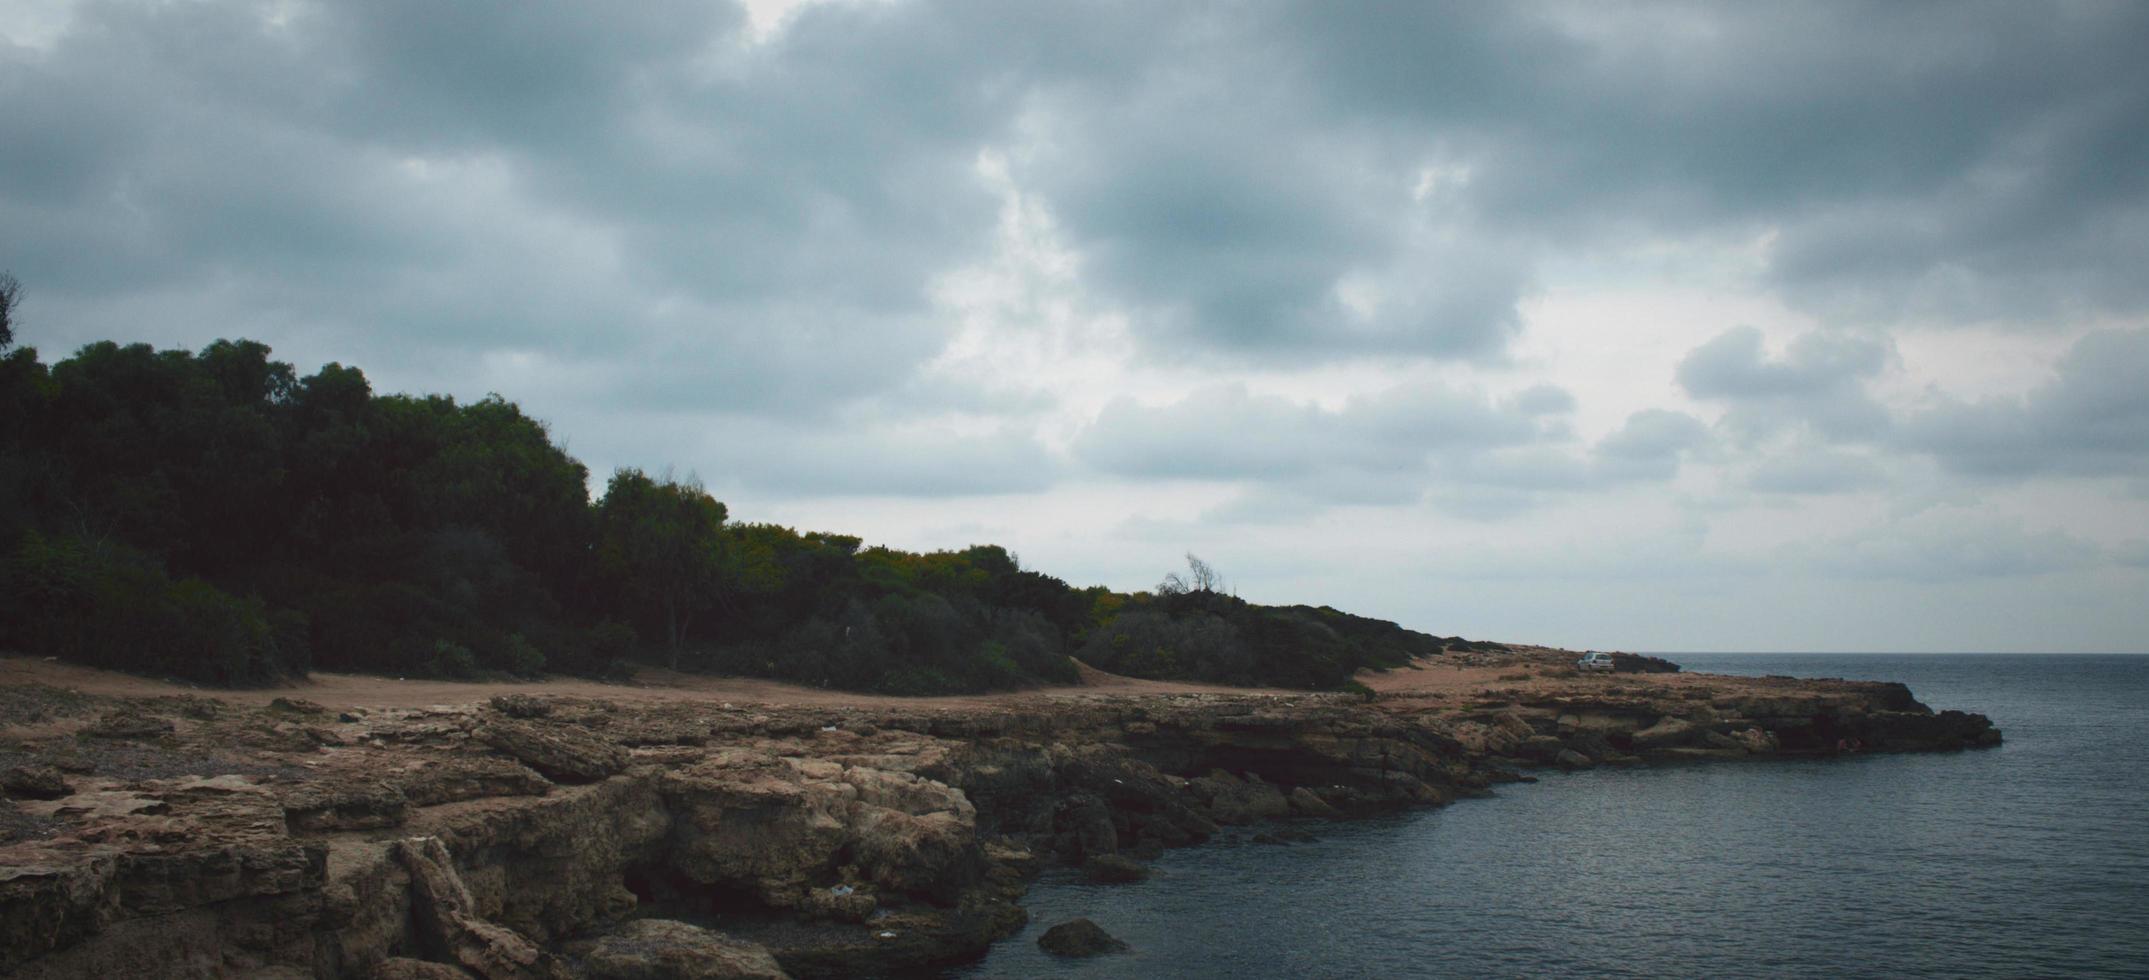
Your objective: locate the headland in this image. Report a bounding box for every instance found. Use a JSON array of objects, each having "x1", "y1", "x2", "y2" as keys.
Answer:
[{"x1": 0, "y1": 647, "x2": 2000, "y2": 978}]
